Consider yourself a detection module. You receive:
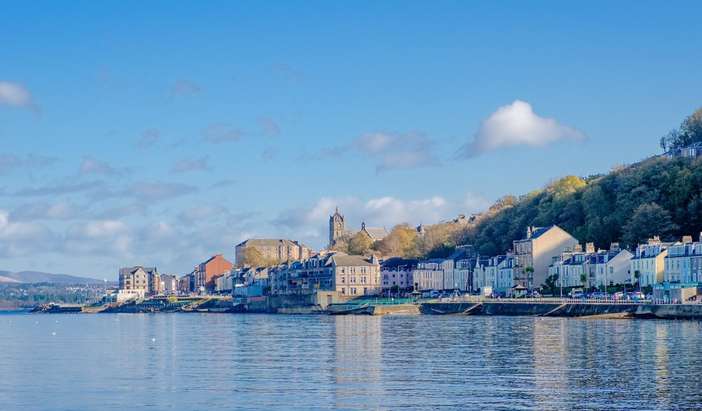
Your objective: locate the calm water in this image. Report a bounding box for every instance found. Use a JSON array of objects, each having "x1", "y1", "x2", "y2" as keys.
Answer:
[{"x1": 1, "y1": 313, "x2": 701, "y2": 410}]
